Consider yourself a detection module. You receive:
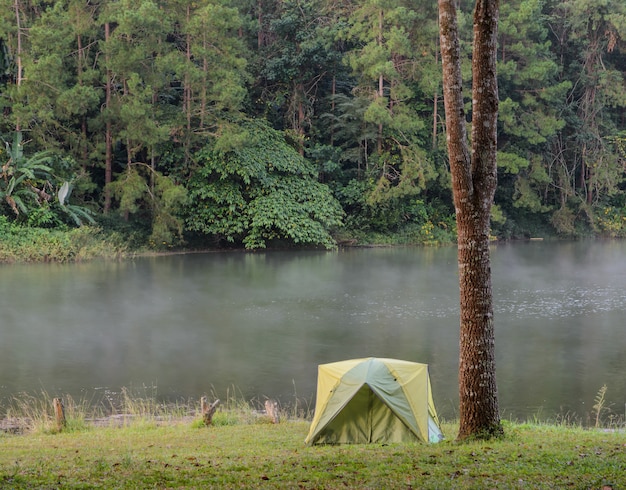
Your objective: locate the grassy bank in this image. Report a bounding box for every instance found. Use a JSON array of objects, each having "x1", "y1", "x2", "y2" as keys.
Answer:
[
  {"x1": 1, "y1": 409, "x2": 625, "y2": 489},
  {"x1": 0, "y1": 215, "x2": 457, "y2": 264},
  {"x1": 0, "y1": 221, "x2": 132, "y2": 263}
]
